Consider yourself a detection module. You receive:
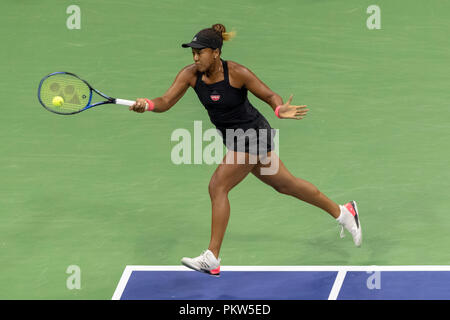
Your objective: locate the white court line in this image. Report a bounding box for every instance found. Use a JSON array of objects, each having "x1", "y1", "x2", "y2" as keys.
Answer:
[
  {"x1": 328, "y1": 270, "x2": 347, "y2": 300},
  {"x1": 112, "y1": 265, "x2": 450, "y2": 300},
  {"x1": 112, "y1": 266, "x2": 134, "y2": 300}
]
